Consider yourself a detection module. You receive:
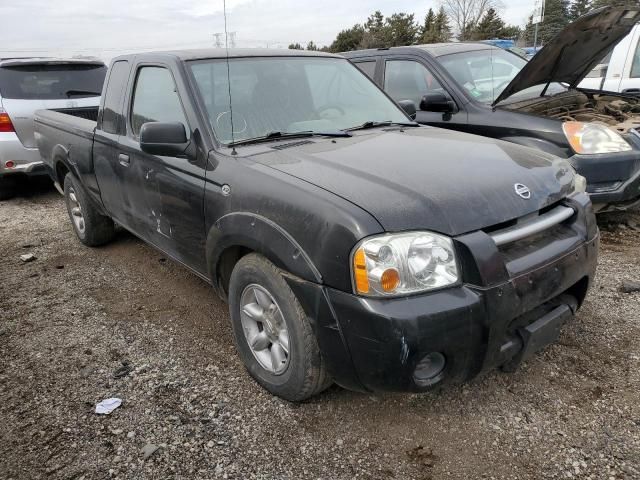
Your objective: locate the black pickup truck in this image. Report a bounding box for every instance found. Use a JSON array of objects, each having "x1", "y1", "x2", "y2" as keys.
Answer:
[
  {"x1": 344, "y1": 6, "x2": 640, "y2": 212},
  {"x1": 35, "y1": 49, "x2": 598, "y2": 401}
]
